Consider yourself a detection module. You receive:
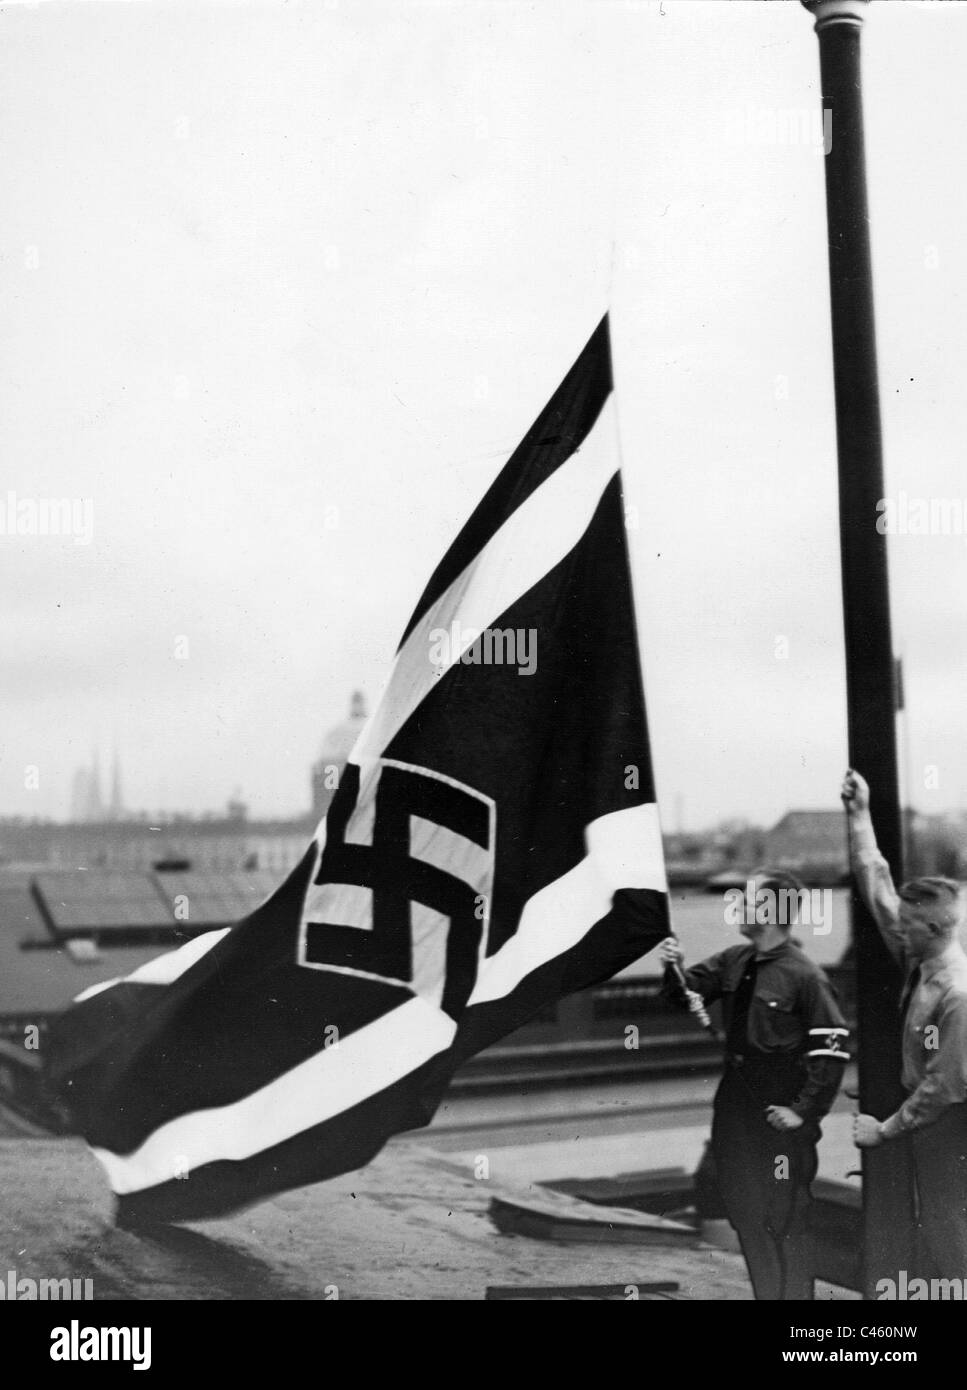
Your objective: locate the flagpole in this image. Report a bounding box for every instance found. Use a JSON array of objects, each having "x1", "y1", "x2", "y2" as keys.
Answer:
[{"x1": 800, "y1": 0, "x2": 915, "y2": 1296}]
